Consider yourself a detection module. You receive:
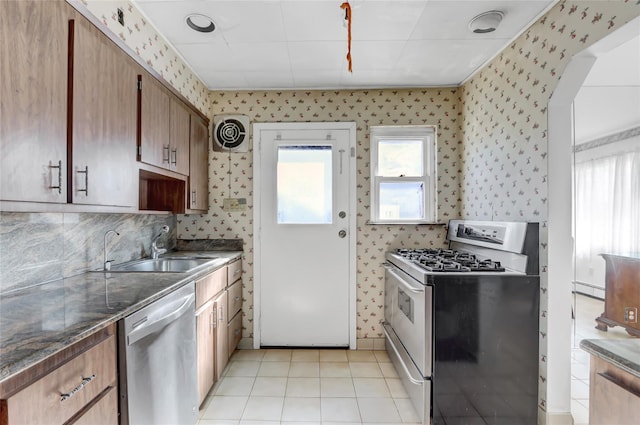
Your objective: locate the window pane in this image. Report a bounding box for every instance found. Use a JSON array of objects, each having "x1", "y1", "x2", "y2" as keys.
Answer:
[
  {"x1": 378, "y1": 139, "x2": 423, "y2": 177},
  {"x1": 379, "y1": 181, "x2": 424, "y2": 220},
  {"x1": 277, "y1": 146, "x2": 332, "y2": 224}
]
